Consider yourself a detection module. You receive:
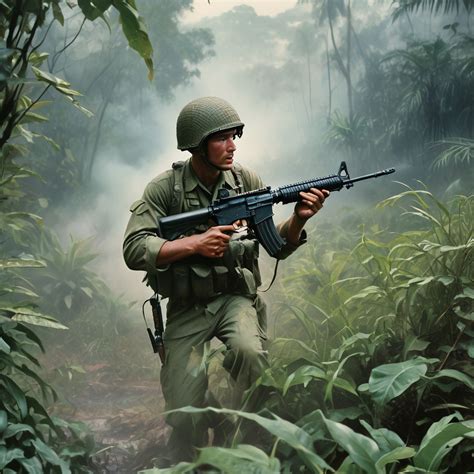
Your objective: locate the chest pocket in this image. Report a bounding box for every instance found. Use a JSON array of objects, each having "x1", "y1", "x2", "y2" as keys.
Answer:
[{"x1": 185, "y1": 197, "x2": 201, "y2": 210}]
